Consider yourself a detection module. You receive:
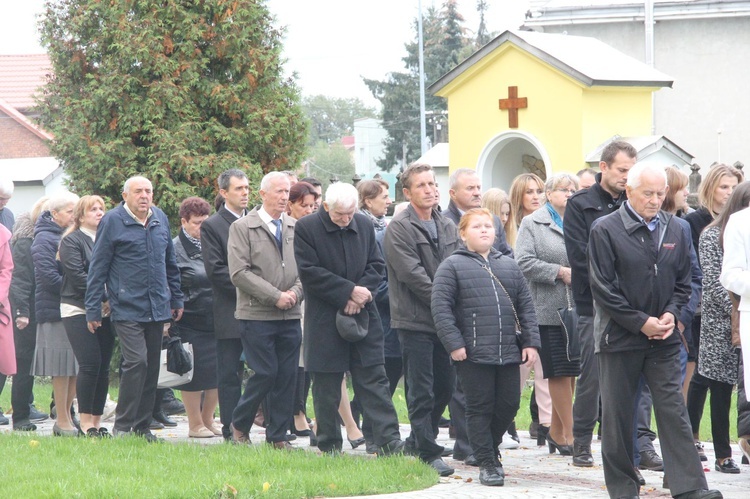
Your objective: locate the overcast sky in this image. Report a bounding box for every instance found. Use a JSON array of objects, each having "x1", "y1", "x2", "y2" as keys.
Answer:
[{"x1": 0, "y1": 0, "x2": 531, "y2": 106}]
